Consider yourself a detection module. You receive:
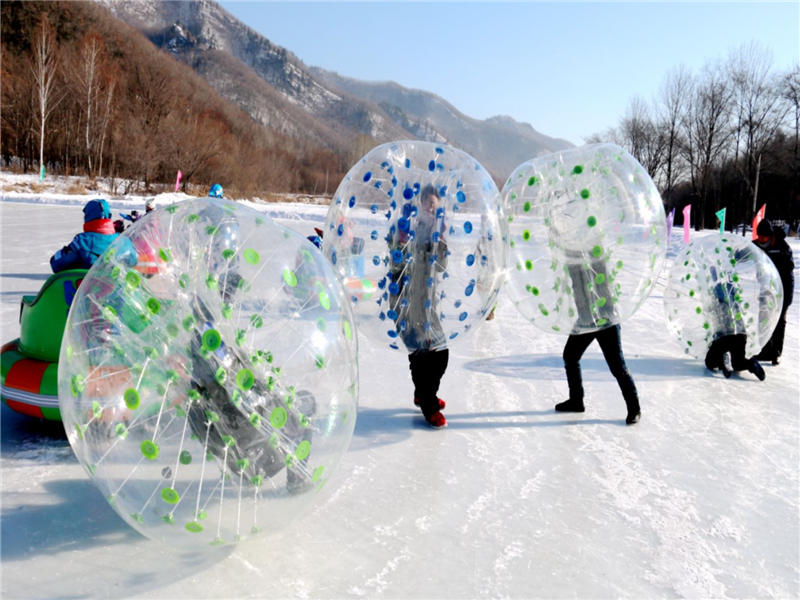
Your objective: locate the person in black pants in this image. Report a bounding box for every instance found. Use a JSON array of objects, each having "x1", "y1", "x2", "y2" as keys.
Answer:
[
  {"x1": 704, "y1": 277, "x2": 766, "y2": 381},
  {"x1": 408, "y1": 348, "x2": 449, "y2": 424},
  {"x1": 705, "y1": 333, "x2": 765, "y2": 380},
  {"x1": 390, "y1": 184, "x2": 449, "y2": 428},
  {"x1": 556, "y1": 325, "x2": 641, "y2": 425},
  {"x1": 754, "y1": 219, "x2": 794, "y2": 365},
  {"x1": 554, "y1": 257, "x2": 641, "y2": 425}
]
